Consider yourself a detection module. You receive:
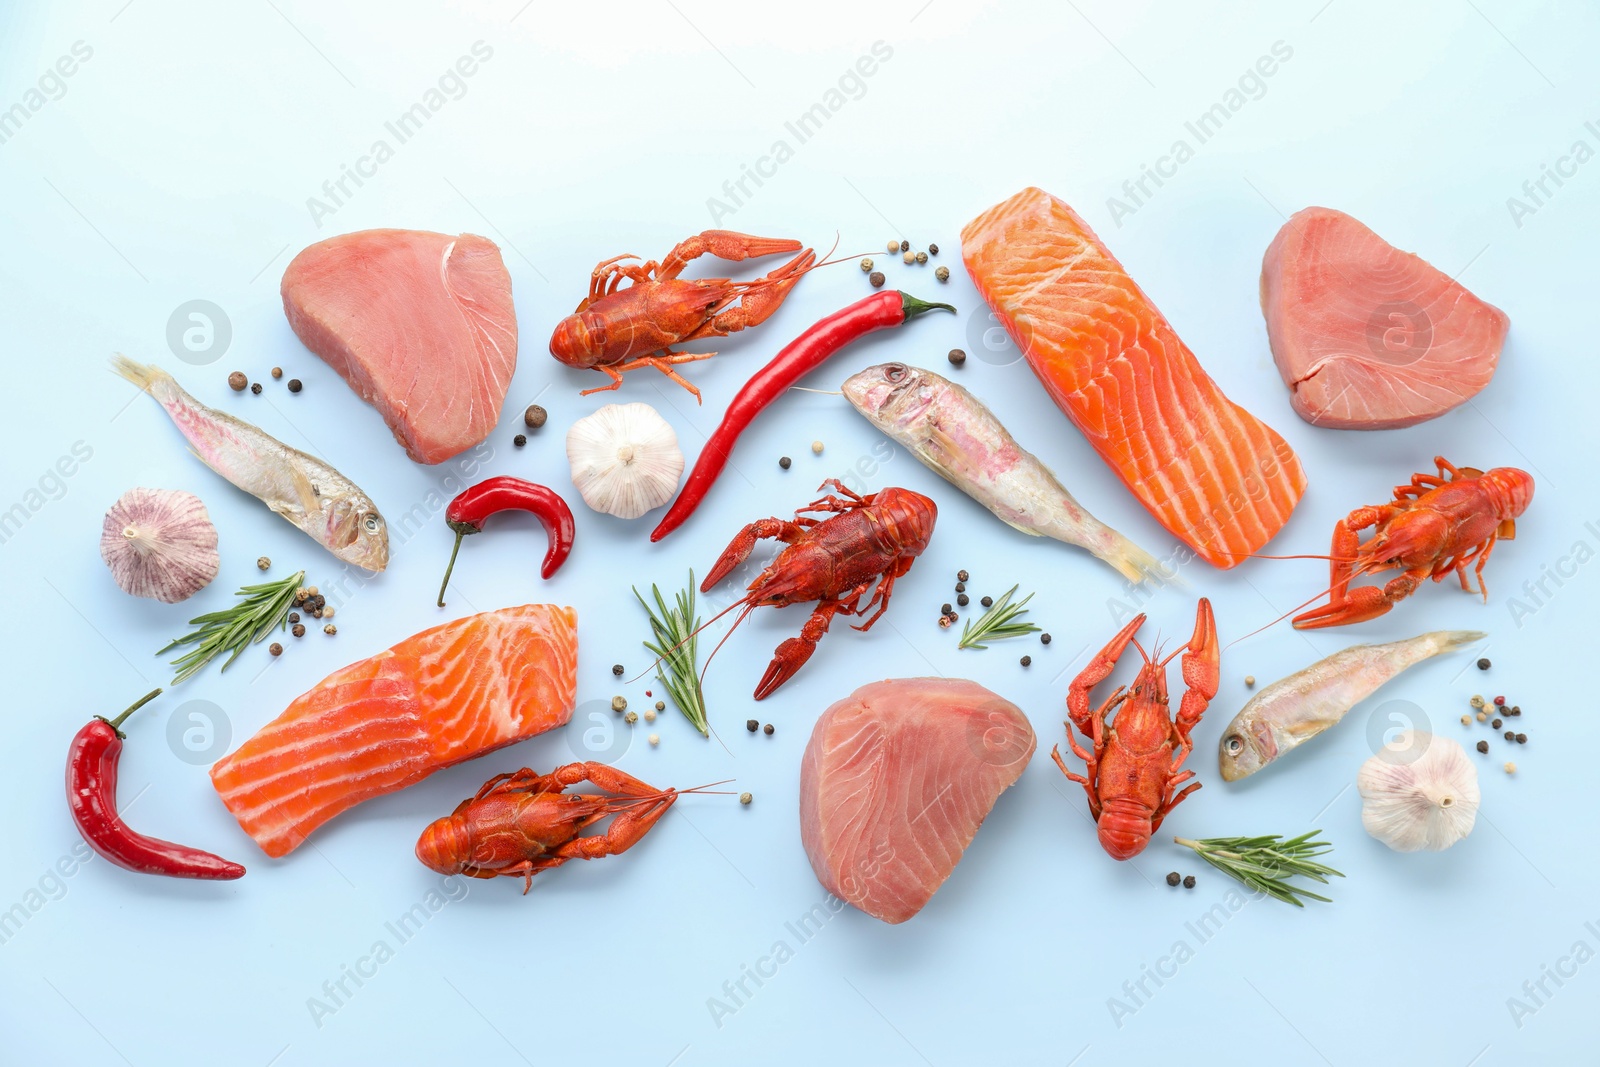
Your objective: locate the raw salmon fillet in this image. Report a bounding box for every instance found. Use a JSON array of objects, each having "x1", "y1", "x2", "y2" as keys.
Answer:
[
  {"x1": 962, "y1": 188, "x2": 1306, "y2": 569},
  {"x1": 282, "y1": 229, "x2": 518, "y2": 465},
  {"x1": 211, "y1": 604, "x2": 577, "y2": 857},
  {"x1": 799, "y1": 678, "x2": 1034, "y2": 924},
  {"x1": 1260, "y1": 206, "x2": 1509, "y2": 430}
]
